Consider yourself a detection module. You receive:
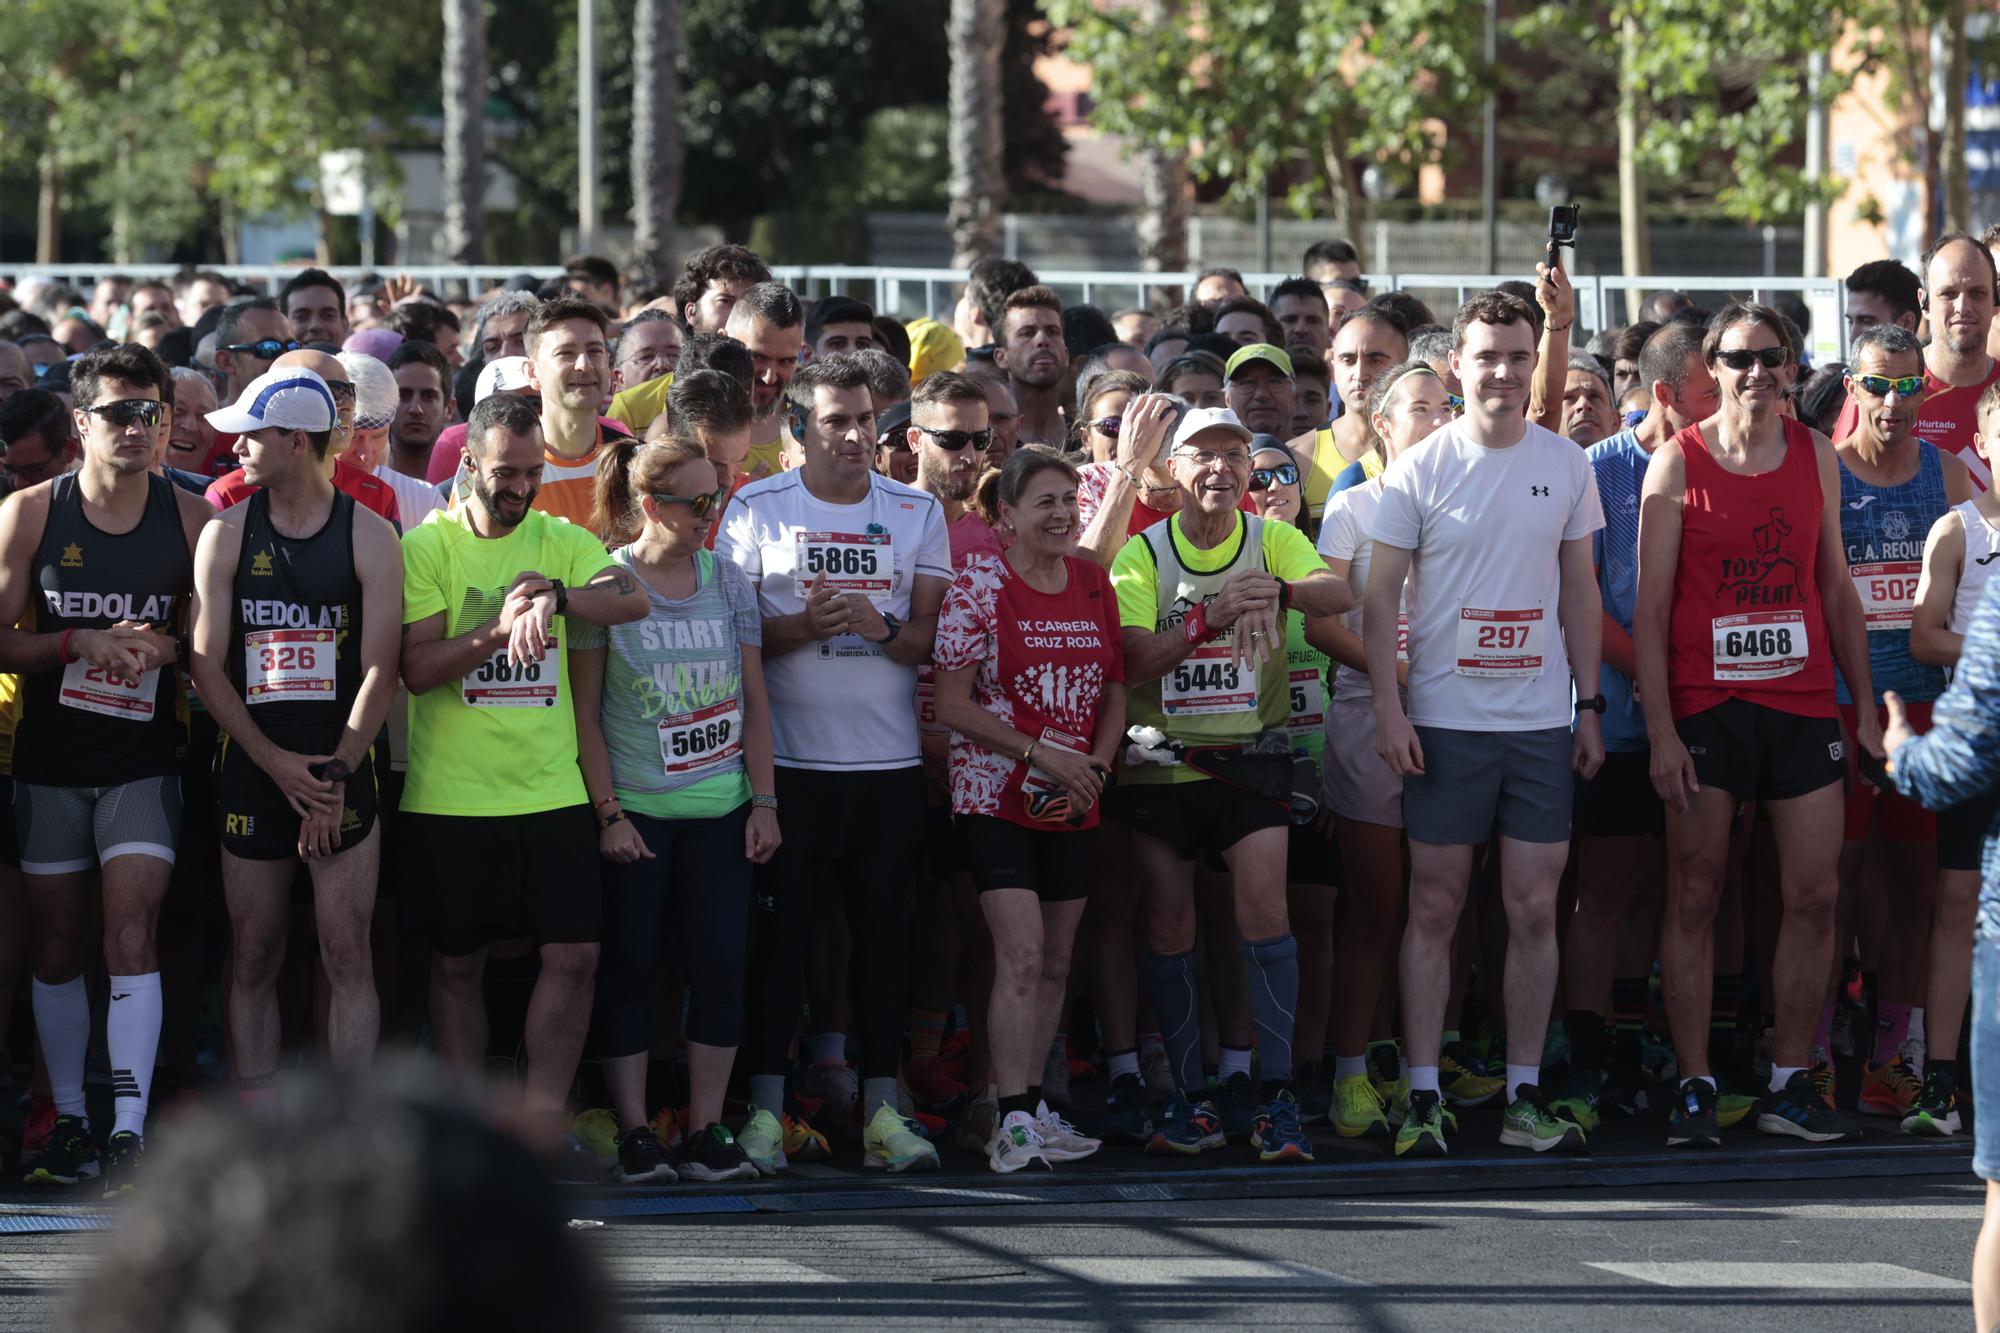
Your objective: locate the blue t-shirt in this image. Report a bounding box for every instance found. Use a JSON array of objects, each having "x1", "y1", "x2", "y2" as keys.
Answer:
[
  {"x1": 1587, "y1": 429, "x2": 1650, "y2": 752},
  {"x1": 1834, "y1": 443, "x2": 1950, "y2": 705}
]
